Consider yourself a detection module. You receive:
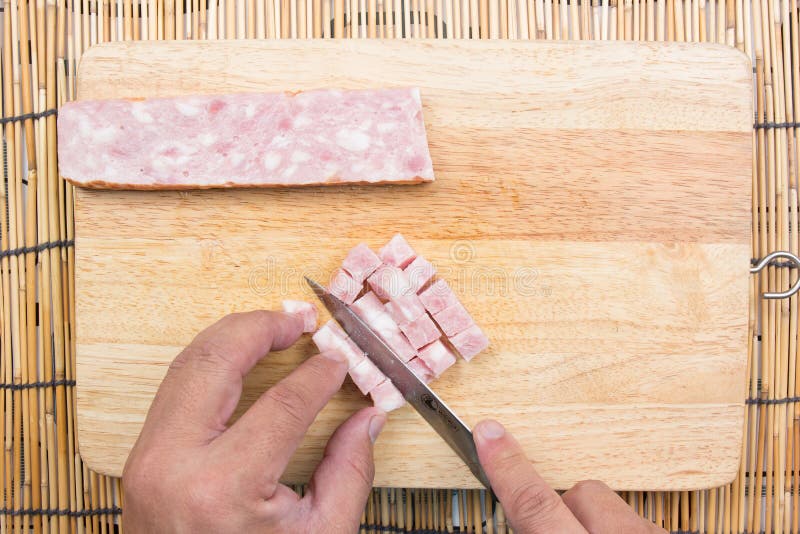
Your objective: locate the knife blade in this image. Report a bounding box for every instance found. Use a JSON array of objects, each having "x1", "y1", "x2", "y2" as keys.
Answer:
[{"x1": 305, "y1": 276, "x2": 493, "y2": 493}]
